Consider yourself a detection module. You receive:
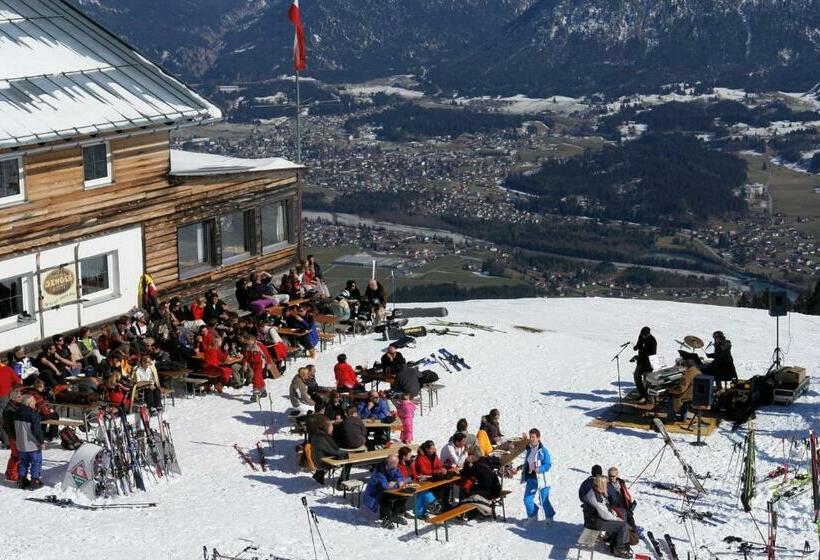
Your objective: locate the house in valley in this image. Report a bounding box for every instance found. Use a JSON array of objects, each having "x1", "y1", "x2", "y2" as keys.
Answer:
[{"x1": 0, "y1": 0, "x2": 302, "y2": 350}]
